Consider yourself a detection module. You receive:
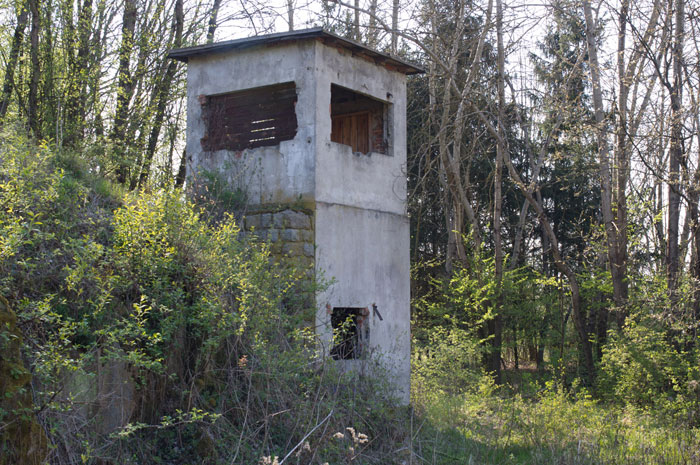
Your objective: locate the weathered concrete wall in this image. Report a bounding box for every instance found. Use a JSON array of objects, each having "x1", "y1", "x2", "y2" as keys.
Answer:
[
  {"x1": 314, "y1": 203, "x2": 411, "y2": 402},
  {"x1": 185, "y1": 42, "x2": 317, "y2": 206},
  {"x1": 314, "y1": 41, "x2": 407, "y2": 214},
  {"x1": 313, "y1": 42, "x2": 411, "y2": 402}
]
